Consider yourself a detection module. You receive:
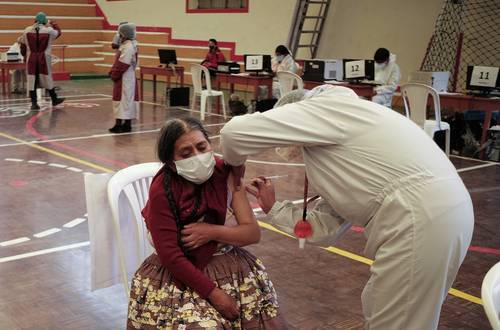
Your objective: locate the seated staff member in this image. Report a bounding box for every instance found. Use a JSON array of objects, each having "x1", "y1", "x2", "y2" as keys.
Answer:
[
  {"x1": 271, "y1": 45, "x2": 300, "y2": 99},
  {"x1": 372, "y1": 47, "x2": 400, "y2": 108},
  {"x1": 201, "y1": 38, "x2": 226, "y2": 71},
  {"x1": 127, "y1": 117, "x2": 286, "y2": 329},
  {"x1": 271, "y1": 45, "x2": 299, "y2": 74},
  {"x1": 220, "y1": 85, "x2": 473, "y2": 330}
]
